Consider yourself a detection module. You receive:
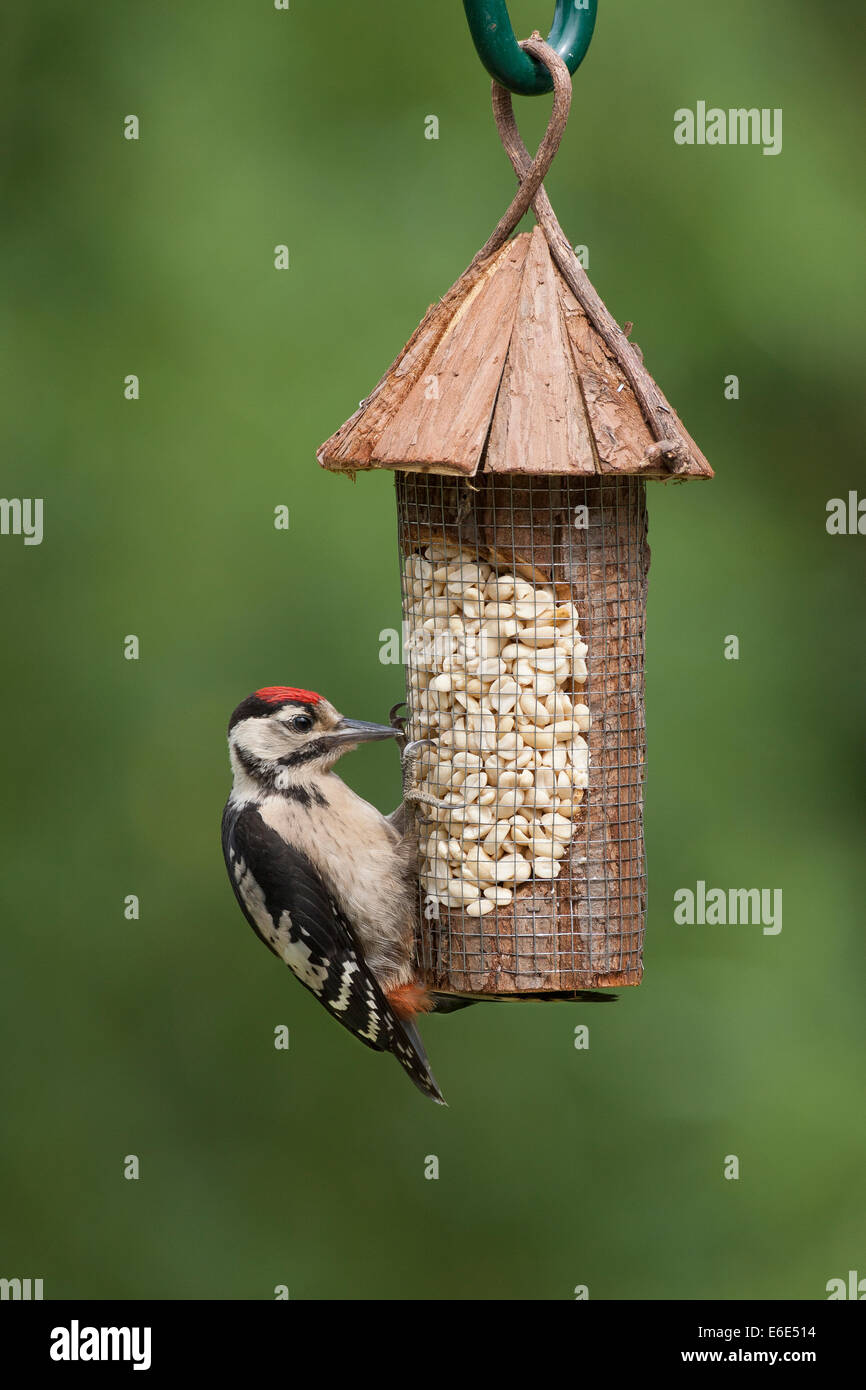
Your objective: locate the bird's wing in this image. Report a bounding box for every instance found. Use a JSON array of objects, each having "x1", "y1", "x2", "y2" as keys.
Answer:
[{"x1": 222, "y1": 801, "x2": 445, "y2": 1103}]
